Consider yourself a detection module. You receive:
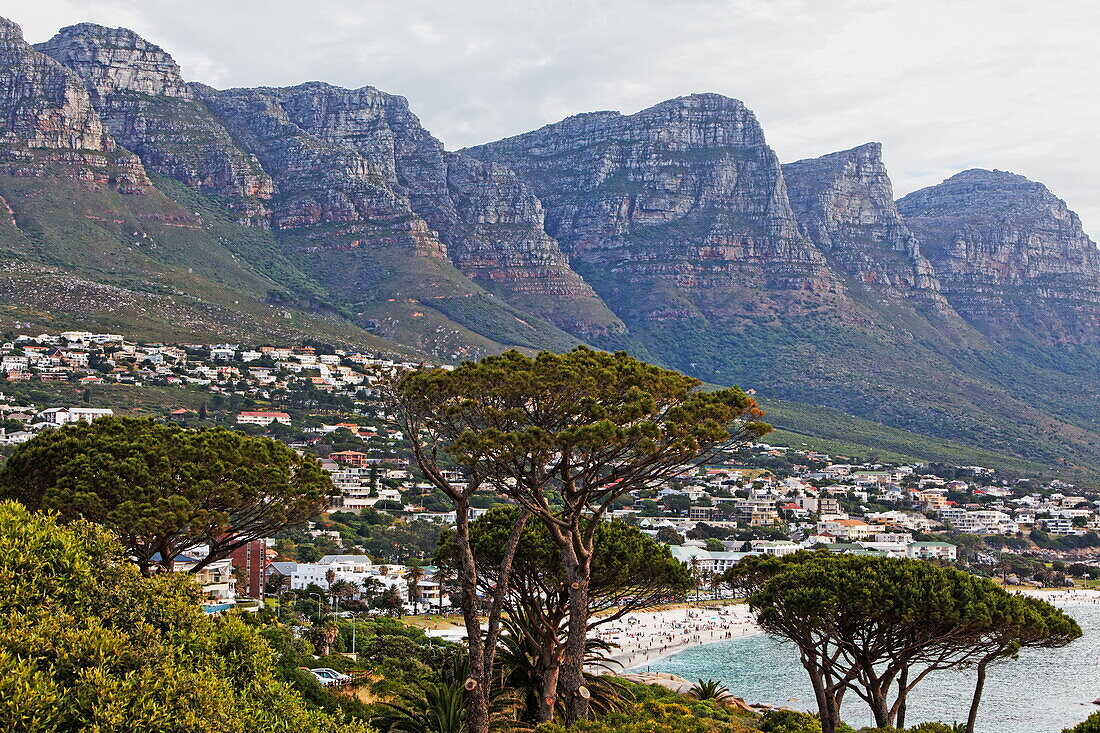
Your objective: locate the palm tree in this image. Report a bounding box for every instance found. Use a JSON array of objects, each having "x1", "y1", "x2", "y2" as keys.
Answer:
[
  {"x1": 330, "y1": 577, "x2": 359, "y2": 604},
  {"x1": 373, "y1": 655, "x2": 515, "y2": 733},
  {"x1": 310, "y1": 623, "x2": 340, "y2": 656},
  {"x1": 375, "y1": 682, "x2": 466, "y2": 733},
  {"x1": 688, "y1": 678, "x2": 733, "y2": 703},
  {"x1": 689, "y1": 556, "x2": 702, "y2": 602},
  {"x1": 496, "y1": 614, "x2": 630, "y2": 724},
  {"x1": 708, "y1": 570, "x2": 721, "y2": 600},
  {"x1": 359, "y1": 576, "x2": 383, "y2": 604},
  {"x1": 407, "y1": 562, "x2": 425, "y2": 615}
]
